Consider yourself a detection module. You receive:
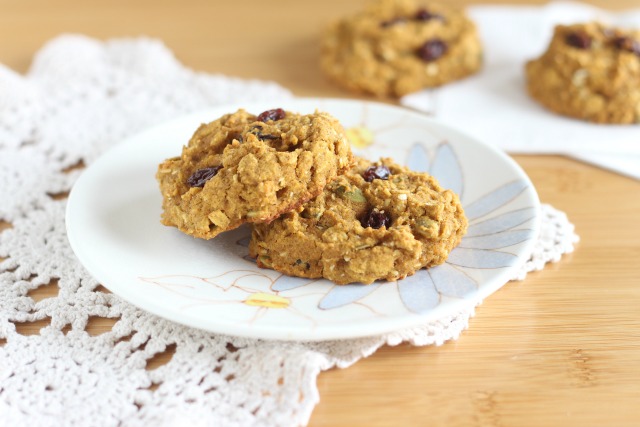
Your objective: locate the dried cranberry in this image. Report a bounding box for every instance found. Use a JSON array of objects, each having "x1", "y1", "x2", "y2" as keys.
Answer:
[
  {"x1": 417, "y1": 39, "x2": 447, "y2": 61},
  {"x1": 187, "y1": 166, "x2": 222, "y2": 187},
  {"x1": 613, "y1": 36, "x2": 640, "y2": 55},
  {"x1": 363, "y1": 165, "x2": 390, "y2": 182},
  {"x1": 381, "y1": 17, "x2": 407, "y2": 28},
  {"x1": 566, "y1": 32, "x2": 592, "y2": 49},
  {"x1": 257, "y1": 108, "x2": 286, "y2": 122},
  {"x1": 257, "y1": 132, "x2": 280, "y2": 140},
  {"x1": 360, "y1": 208, "x2": 391, "y2": 229},
  {"x1": 415, "y1": 9, "x2": 444, "y2": 22}
]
